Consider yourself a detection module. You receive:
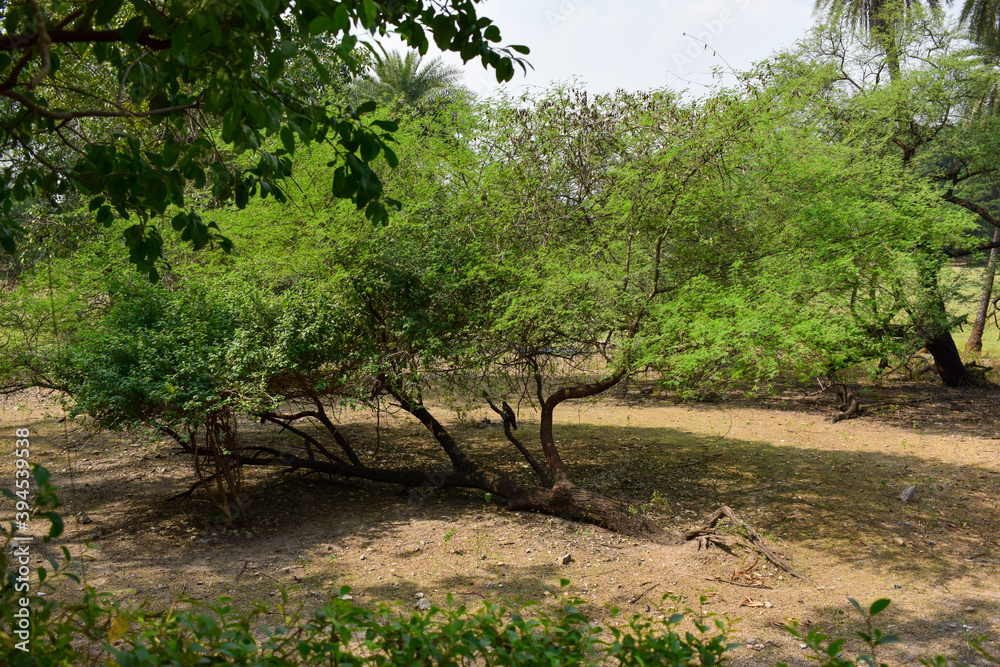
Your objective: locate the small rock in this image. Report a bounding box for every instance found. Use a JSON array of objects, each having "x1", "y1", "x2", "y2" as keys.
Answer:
[
  {"x1": 892, "y1": 537, "x2": 906, "y2": 547},
  {"x1": 900, "y1": 486, "x2": 920, "y2": 503},
  {"x1": 965, "y1": 607, "x2": 975, "y2": 613},
  {"x1": 77, "y1": 512, "x2": 93, "y2": 525},
  {"x1": 926, "y1": 540, "x2": 936, "y2": 546},
  {"x1": 416, "y1": 598, "x2": 432, "y2": 610},
  {"x1": 339, "y1": 594, "x2": 353, "y2": 600},
  {"x1": 280, "y1": 566, "x2": 292, "y2": 573},
  {"x1": 764, "y1": 601, "x2": 773, "y2": 609},
  {"x1": 415, "y1": 592, "x2": 424, "y2": 599},
  {"x1": 558, "y1": 553, "x2": 574, "y2": 565},
  {"x1": 799, "y1": 643, "x2": 808, "y2": 649},
  {"x1": 359, "y1": 554, "x2": 366, "y2": 561}
]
